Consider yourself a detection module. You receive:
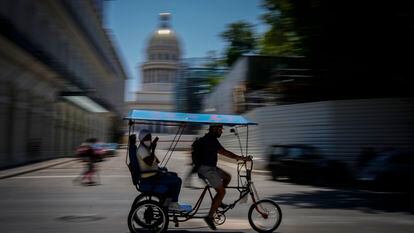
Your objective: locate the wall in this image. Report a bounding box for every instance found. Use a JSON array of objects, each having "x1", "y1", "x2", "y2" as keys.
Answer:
[{"x1": 218, "y1": 98, "x2": 414, "y2": 170}]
